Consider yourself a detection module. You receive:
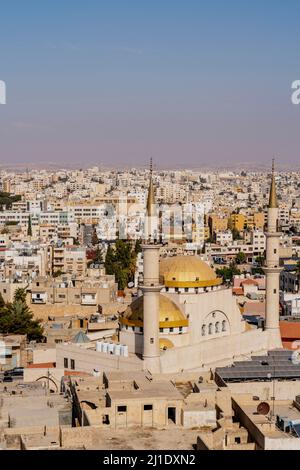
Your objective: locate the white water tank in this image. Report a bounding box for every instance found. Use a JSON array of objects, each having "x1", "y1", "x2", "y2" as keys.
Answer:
[
  {"x1": 96, "y1": 341, "x2": 103, "y2": 352},
  {"x1": 108, "y1": 342, "x2": 115, "y2": 354},
  {"x1": 114, "y1": 344, "x2": 121, "y2": 356},
  {"x1": 123, "y1": 345, "x2": 129, "y2": 357},
  {"x1": 102, "y1": 342, "x2": 108, "y2": 353}
]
